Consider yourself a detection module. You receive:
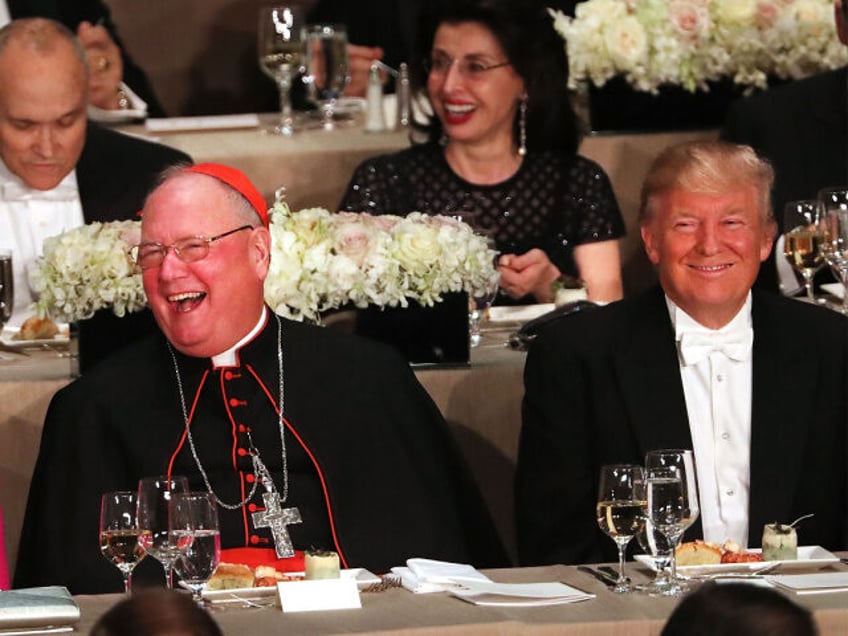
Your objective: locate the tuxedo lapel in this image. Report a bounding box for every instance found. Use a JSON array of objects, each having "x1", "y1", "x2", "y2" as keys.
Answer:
[
  {"x1": 748, "y1": 292, "x2": 810, "y2": 538},
  {"x1": 803, "y1": 69, "x2": 848, "y2": 190},
  {"x1": 614, "y1": 289, "x2": 693, "y2": 454}
]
